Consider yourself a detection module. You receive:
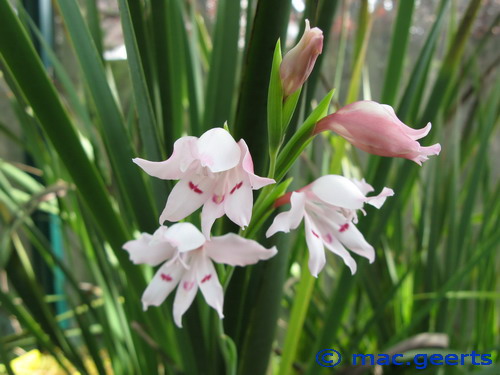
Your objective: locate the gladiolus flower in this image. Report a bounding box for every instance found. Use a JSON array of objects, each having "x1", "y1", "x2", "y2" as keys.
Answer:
[
  {"x1": 280, "y1": 19, "x2": 323, "y2": 97},
  {"x1": 314, "y1": 101, "x2": 441, "y2": 165},
  {"x1": 133, "y1": 128, "x2": 274, "y2": 237},
  {"x1": 123, "y1": 223, "x2": 277, "y2": 327},
  {"x1": 266, "y1": 175, "x2": 394, "y2": 277}
]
